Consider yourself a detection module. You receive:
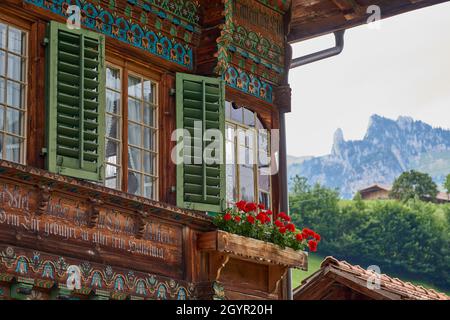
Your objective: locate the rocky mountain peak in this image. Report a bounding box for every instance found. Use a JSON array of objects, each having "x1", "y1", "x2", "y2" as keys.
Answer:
[{"x1": 288, "y1": 115, "x2": 450, "y2": 199}]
